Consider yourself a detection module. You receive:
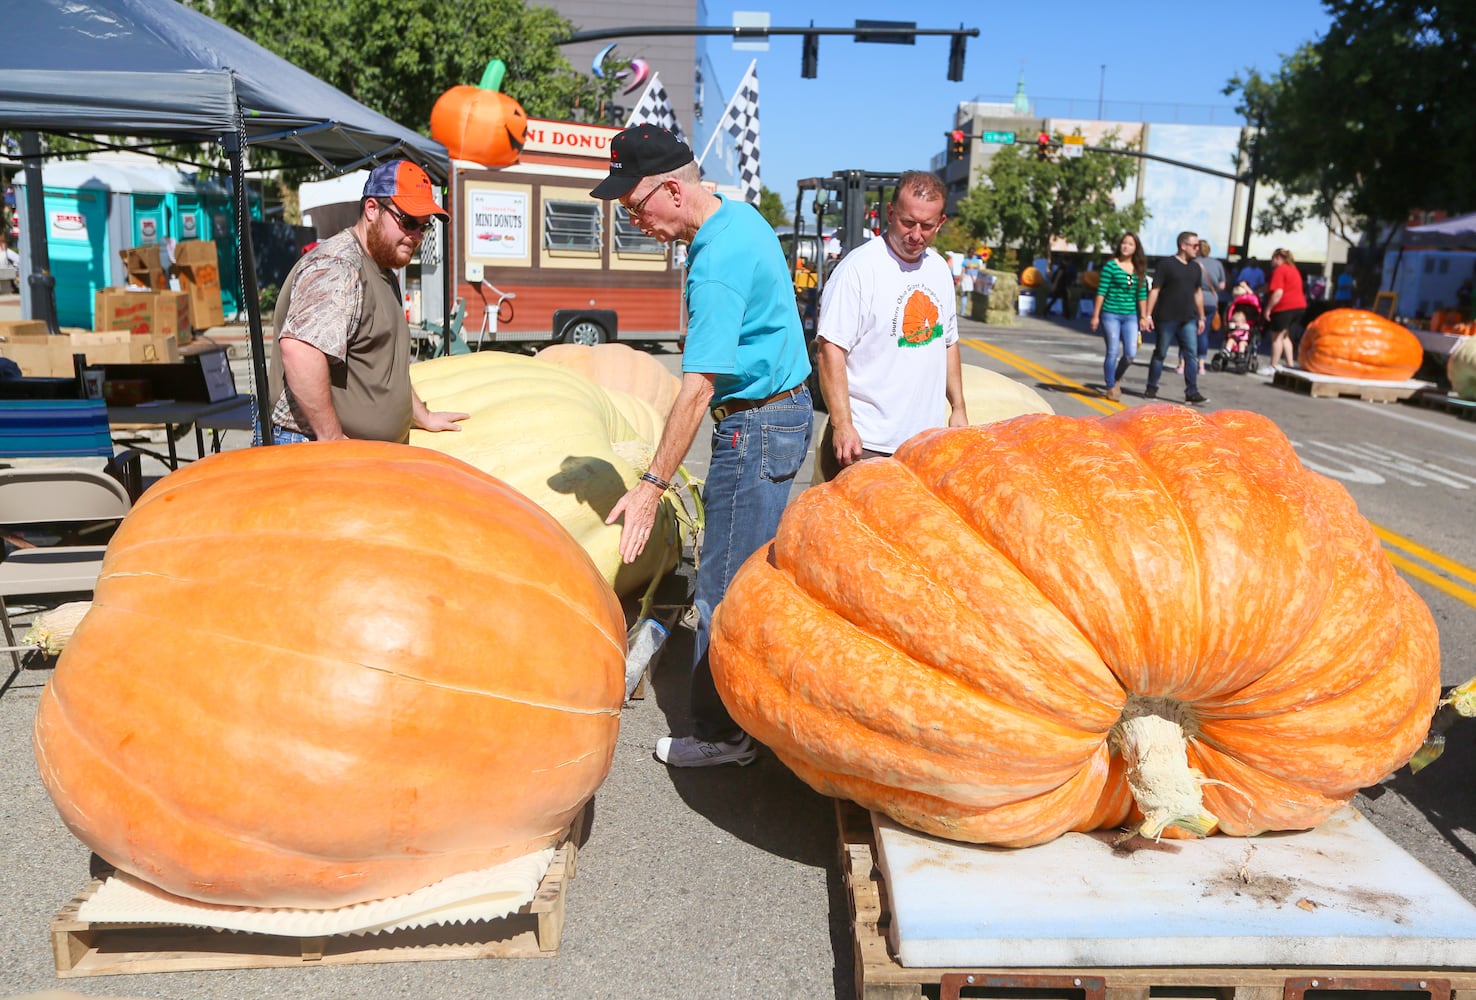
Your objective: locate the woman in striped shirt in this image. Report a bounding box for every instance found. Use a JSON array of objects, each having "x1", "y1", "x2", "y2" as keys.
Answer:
[{"x1": 1089, "y1": 232, "x2": 1149, "y2": 401}]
